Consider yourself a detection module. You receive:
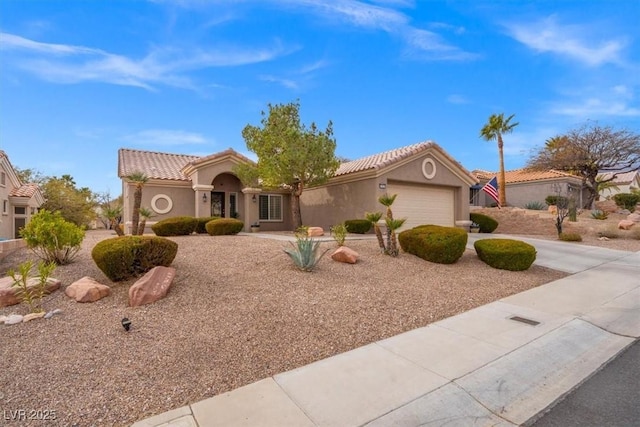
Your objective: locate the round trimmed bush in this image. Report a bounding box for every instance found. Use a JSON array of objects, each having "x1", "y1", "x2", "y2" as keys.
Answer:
[
  {"x1": 558, "y1": 232, "x2": 582, "y2": 242},
  {"x1": 205, "y1": 218, "x2": 244, "y2": 235},
  {"x1": 469, "y1": 212, "x2": 499, "y2": 233},
  {"x1": 473, "y1": 238, "x2": 536, "y2": 271},
  {"x1": 195, "y1": 216, "x2": 221, "y2": 234},
  {"x1": 91, "y1": 236, "x2": 178, "y2": 282},
  {"x1": 344, "y1": 219, "x2": 372, "y2": 234},
  {"x1": 151, "y1": 216, "x2": 198, "y2": 236},
  {"x1": 398, "y1": 225, "x2": 468, "y2": 264}
]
